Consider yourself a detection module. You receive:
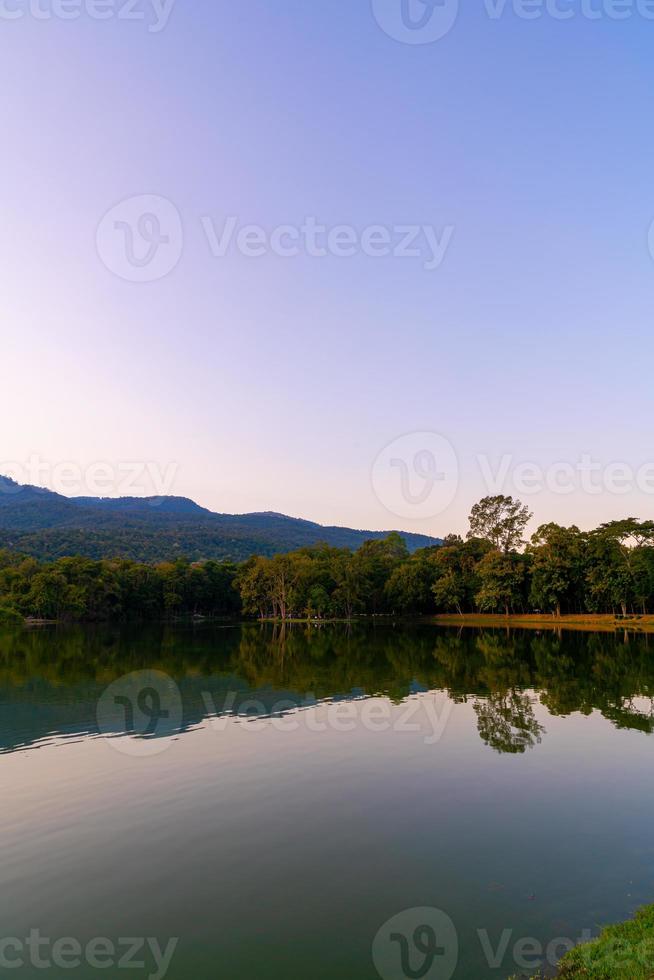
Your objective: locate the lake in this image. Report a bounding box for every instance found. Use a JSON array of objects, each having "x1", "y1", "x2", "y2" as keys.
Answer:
[{"x1": 1, "y1": 623, "x2": 653, "y2": 979}]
